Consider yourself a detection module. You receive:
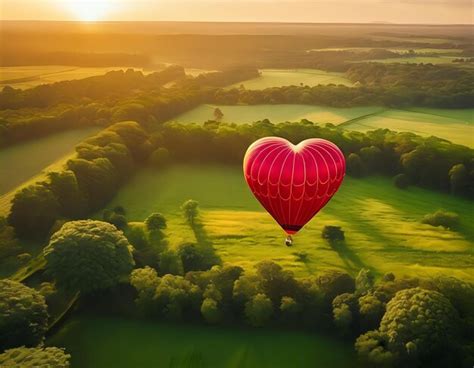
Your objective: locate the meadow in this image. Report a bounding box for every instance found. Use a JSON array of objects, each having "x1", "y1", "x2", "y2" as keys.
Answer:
[
  {"x1": 342, "y1": 108, "x2": 474, "y2": 147},
  {"x1": 103, "y1": 164, "x2": 474, "y2": 281},
  {"x1": 0, "y1": 127, "x2": 100, "y2": 196},
  {"x1": 168, "y1": 104, "x2": 383, "y2": 125},
  {"x1": 168, "y1": 104, "x2": 473, "y2": 146},
  {"x1": 47, "y1": 316, "x2": 357, "y2": 368},
  {"x1": 227, "y1": 69, "x2": 354, "y2": 89}
]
